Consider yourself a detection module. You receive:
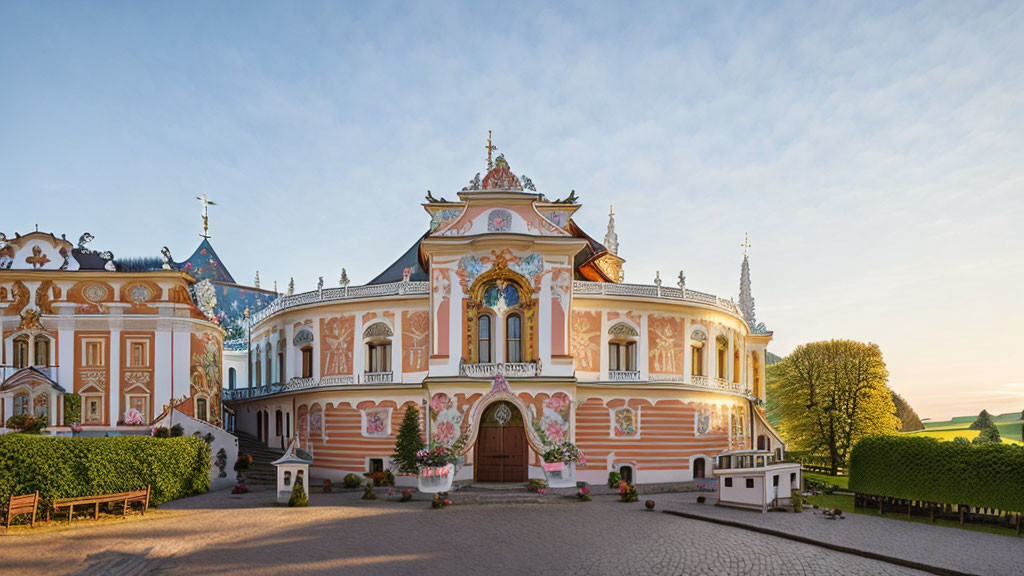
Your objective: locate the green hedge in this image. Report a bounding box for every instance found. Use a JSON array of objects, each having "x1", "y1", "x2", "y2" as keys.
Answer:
[
  {"x1": 850, "y1": 435, "x2": 1024, "y2": 512},
  {"x1": 0, "y1": 435, "x2": 210, "y2": 506}
]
